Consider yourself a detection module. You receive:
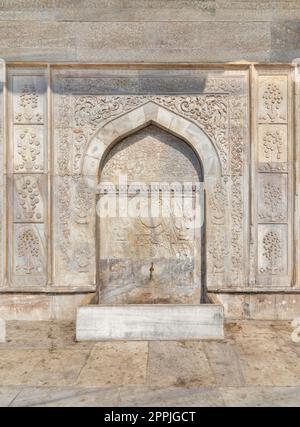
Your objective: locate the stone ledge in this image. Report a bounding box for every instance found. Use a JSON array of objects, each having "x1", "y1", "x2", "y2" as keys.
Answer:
[
  {"x1": 76, "y1": 304, "x2": 224, "y2": 341},
  {"x1": 0, "y1": 318, "x2": 5, "y2": 343}
]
